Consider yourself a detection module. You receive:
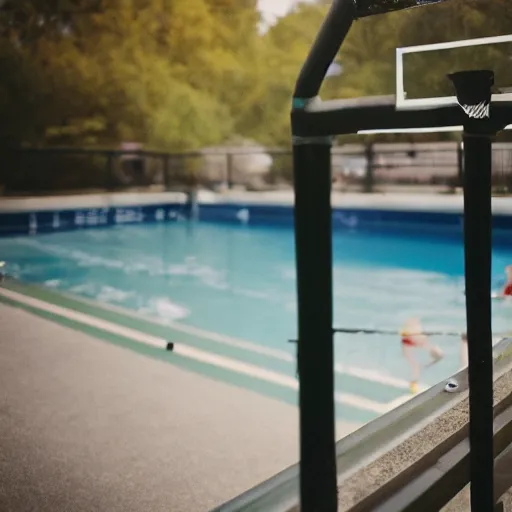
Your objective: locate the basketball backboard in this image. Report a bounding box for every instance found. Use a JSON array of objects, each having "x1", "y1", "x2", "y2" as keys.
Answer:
[
  {"x1": 362, "y1": 34, "x2": 512, "y2": 134},
  {"x1": 396, "y1": 34, "x2": 512, "y2": 111}
]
